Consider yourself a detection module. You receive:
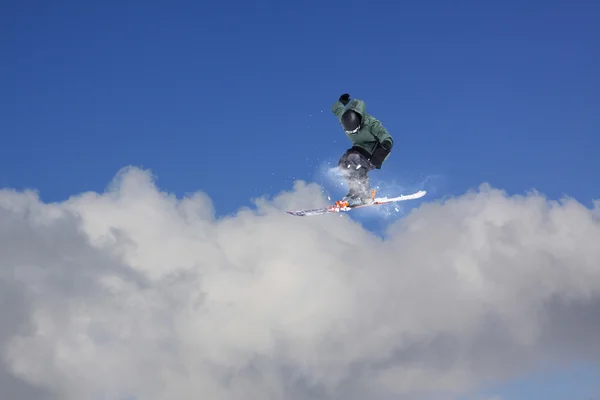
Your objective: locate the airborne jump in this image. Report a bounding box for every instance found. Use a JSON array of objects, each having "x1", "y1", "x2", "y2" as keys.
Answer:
[
  {"x1": 334, "y1": 93, "x2": 394, "y2": 206},
  {"x1": 286, "y1": 93, "x2": 426, "y2": 216}
]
